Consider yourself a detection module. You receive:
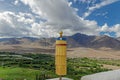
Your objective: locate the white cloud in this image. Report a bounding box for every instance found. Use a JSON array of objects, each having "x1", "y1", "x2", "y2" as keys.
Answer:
[
  {"x1": 99, "y1": 23, "x2": 120, "y2": 37},
  {"x1": 17, "y1": 12, "x2": 34, "y2": 24},
  {"x1": 20, "y1": 0, "x2": 100, "y2": 37},
  {"x1": 0, "y1": 11, "x2": 32, "y2": 37},
  {"x1": 0, "y1": 0, "x2": 119, "y2": 38},
  {"x1": 96, "y1": 12, "x2": 108, "y2": 16},
  {"x1": 83, "y1": 0, "x2": 119, "y2": 18},
  {"x1": 80, "y1": 0, "x2": 96, "y2": 4},
  {"x1": 110, "y1": 24, "x2": 120, "y2": 37},
  {"x1": 68, "y1": 2, "x2": 72, "y2": 6},
  {"x1": 74, "y1": 0, "x2": 96, "y2": 4},
  {"x1": 14, "y1": 0, "x2": 19, "y2": 5},
  {"x1": 100, "y1": 23, "x2": 109, "y2": 32}
]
